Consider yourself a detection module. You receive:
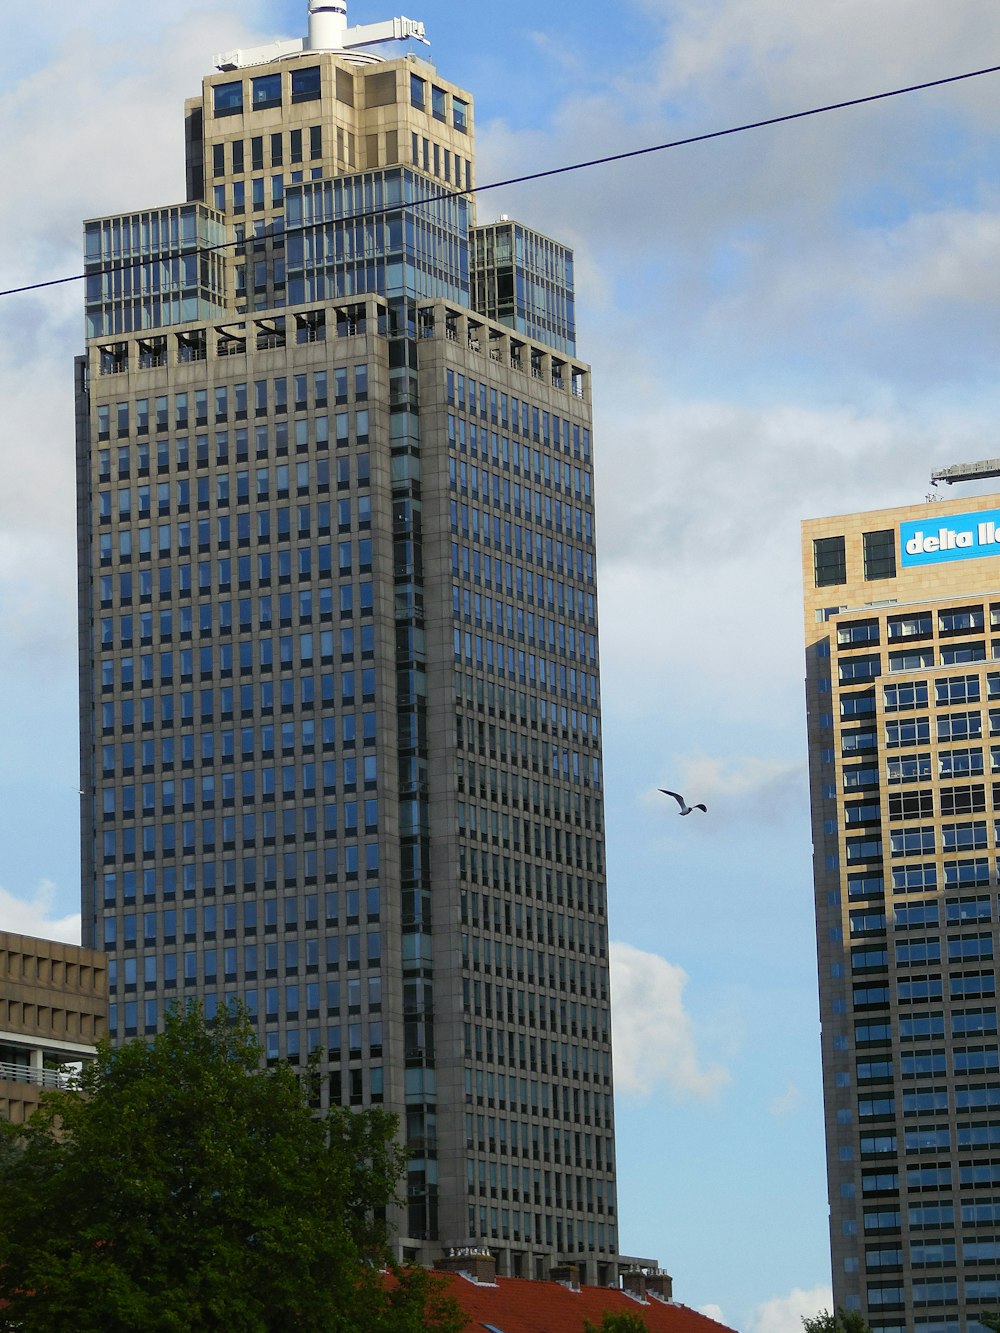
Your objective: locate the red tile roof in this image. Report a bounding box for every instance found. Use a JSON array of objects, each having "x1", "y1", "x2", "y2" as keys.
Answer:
[{"x1": 434, "y1": 1273, "x2": 739, "y2": 1333}]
